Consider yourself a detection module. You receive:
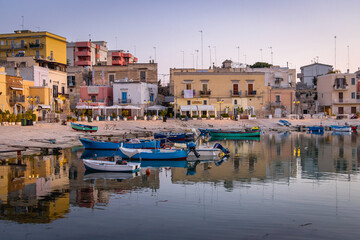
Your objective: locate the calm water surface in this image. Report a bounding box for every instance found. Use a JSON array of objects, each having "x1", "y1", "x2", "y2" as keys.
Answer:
[{"x1": 0, "y1": 132, "x2": 360, "y2": 240}]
